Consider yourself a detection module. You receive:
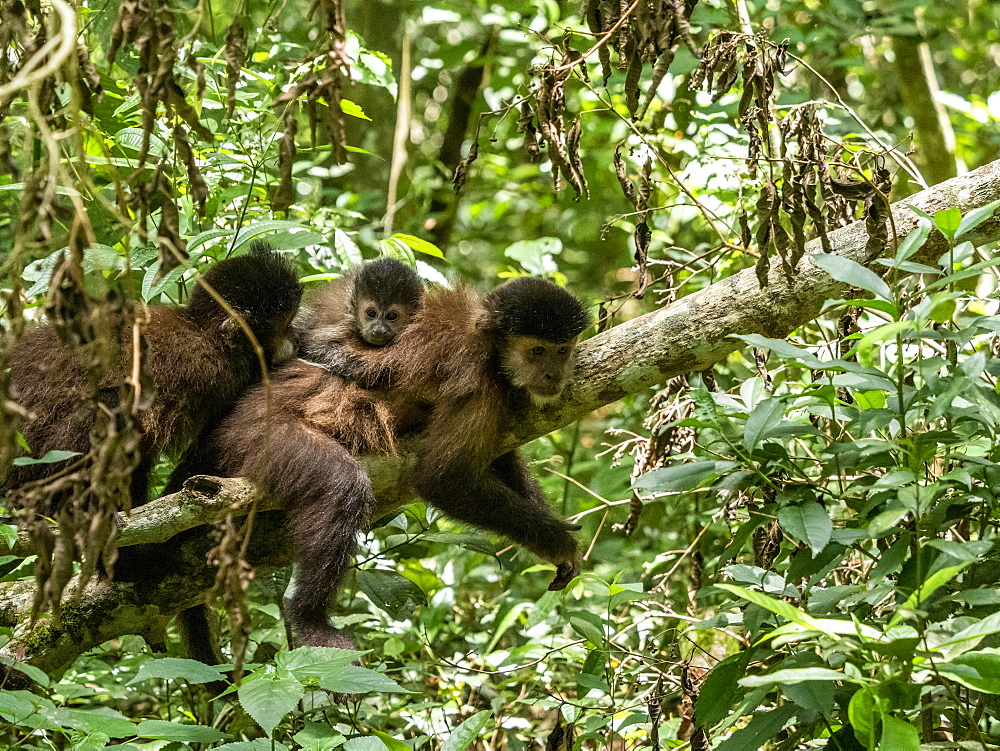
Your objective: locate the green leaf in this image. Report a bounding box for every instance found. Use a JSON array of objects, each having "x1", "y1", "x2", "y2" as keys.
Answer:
[
  {"x1": 778, "y1": 502, "x2": 833, "y2": 556},
  {"x1": 237, "y1": 675, "x2": 305, "y2": 736},
  {"x1": 231, "y1": 220, "x2": 312, "y2": 251},
  {"x1": 343, "y1": 738, "x2": 389, "y2": 751},
  {"x1": 373, "y1": 730, "x2": 411, "y2": 751},
  {"x1": 340, "y1": 98, "x2": 372, "y2": 121},
  {"x1": 441, "y1": 710, "x2": 491, "y2": 751},
  {"x1": 216, "y1": 741, "x2": 290, "y2": 751},
  {"x1": 568, "y1": 611, "x2": 606, "y2": 645},
  {"x1": 848, "y1": 687, "x2": 877, "y2": 748},
  {"x1": 114, "y1": 127, "x2": 166, "y2": 157},
  {"x1": 714, "y1": 705, "x2": 796, "y2": 751},
  {"x1": 739, "y1": 667, "x2": 852, "y2": 686},
  {"x1": 633, "y1": 461, "x2": 740, "y2": 493},
  {"x1": 278, "y1": 645, "x2": 365, "y2": 680},
  {"x1": 732, "y1": 334, "x2": 826, "y2": 368},
  {"x1": 812, "y1": 252, "x2": 893, "y2": 301},
  {"x1": 128, "y1": 657, "x2": 227, "y2": 686},
  {"x1": 744, "y1": 397, "x2": 786, "y2": 450},
  {"x1": 379, "y1": 237, "x2": 416, "y2": 266},
  {"x1": 12, "y1": 449, "x2": 80, "y2": 467},
  {"x1": 956, "y1": 198, "x2": 1000, "y2": 238},
  {"x1": 695, "y1": 654, "x2": 748, "y2": 727},
  {"x1": 334, "y1": 228, "x2": 364, "y2": 267},
  {"x1": 939, "y1": 611, "x2": 1000, "y2": 650},
  {"x1": 135, "y1": 720, "x2": 231, "y2": 743},
  {"x1": 186, "y1": 228, "x2": 233, "y2": 255},
  {"x1": 880, "y1": 716, "x2": 919, "y2": 751},
  {"x1": 504, "y1": 238, "x2": 562, "y2": 275},
  {"x1": 935, "y1": 650, "x2": 1000, "y2": 693},
  {"x1": 292, "y1": 721, "x2": 346, "y2": 751},
  {"x1": 421, "y1": 532, "x2": 496, "y2": 556},
  {"x1": 934, "y1": 206, "x2": 963, "y2": 238},
  {"x1": 356, "y1": 568, "x2": 426, "y2": 619},
  {"x1": 59, "y1": 707, "x2": 136, "y2": 738},
  {"x1": 889, "y1": 562, "x2": 969, "y2": 627},
  {"x1": 892, "y1": 218, "x2": 932, "y2": 263},
  {"x1": 317, "y1": 665, "x2": 410, "y2": 694},
  {"x1": 390, "y1": 233, "x2": 445, "y2": 259}
]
